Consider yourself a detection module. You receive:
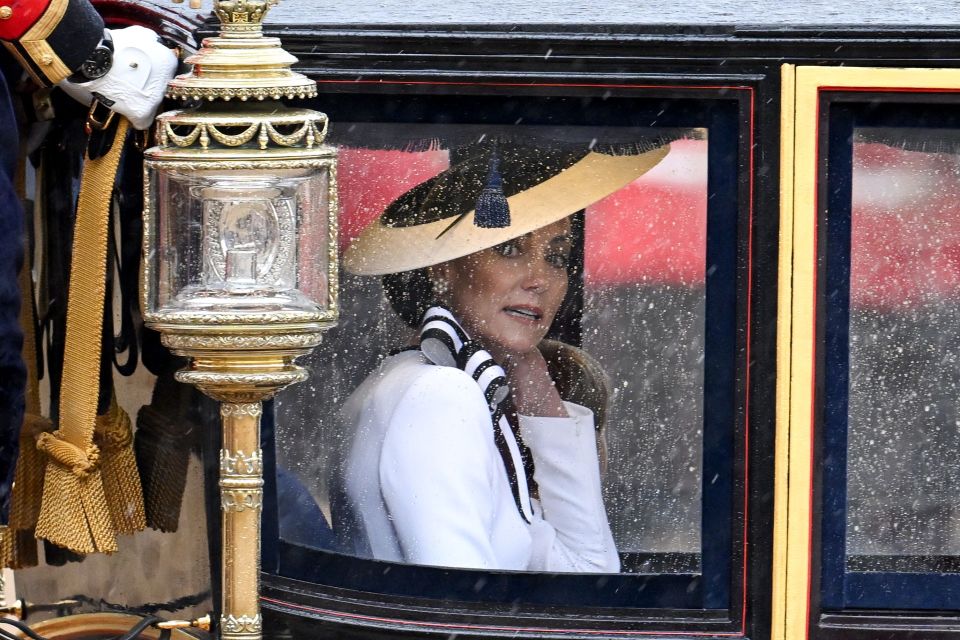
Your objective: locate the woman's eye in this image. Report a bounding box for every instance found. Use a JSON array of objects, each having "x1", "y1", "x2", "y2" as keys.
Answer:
[
  {"x1": 494, "y1": 240, "x2": 521, "y2": 257},
  {"x1": 547, "y1": 252, "x2": 569, "y2": 269}
]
